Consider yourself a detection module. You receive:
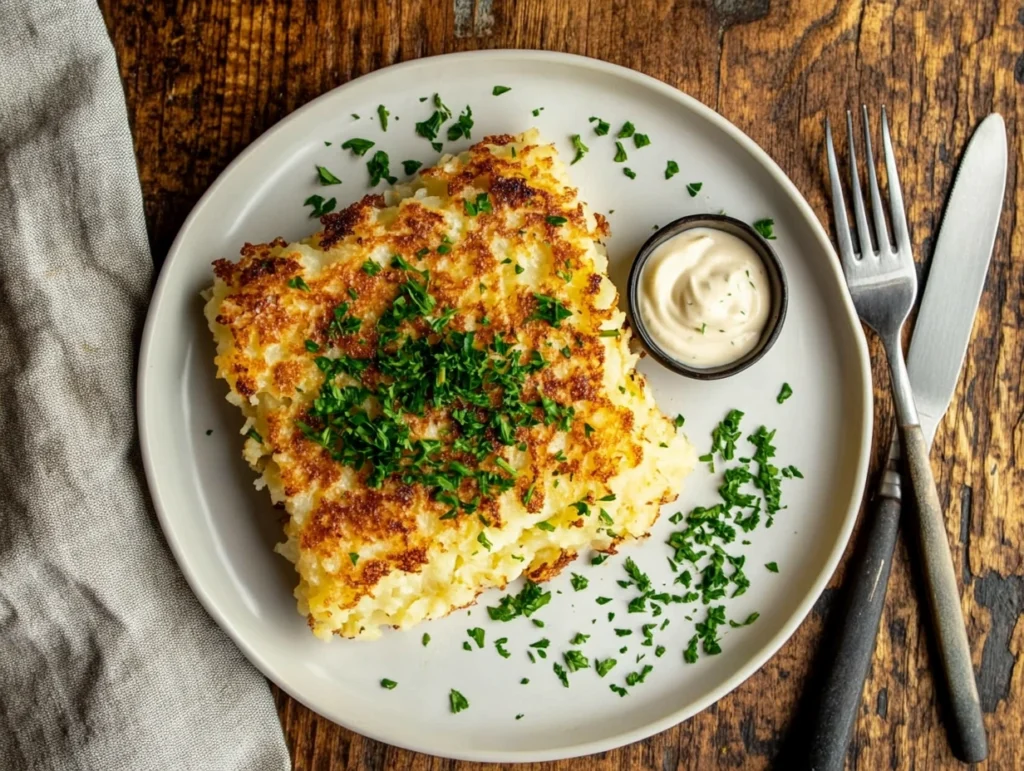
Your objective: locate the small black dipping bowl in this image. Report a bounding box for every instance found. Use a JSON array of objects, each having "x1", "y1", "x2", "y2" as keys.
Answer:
[{"x1": 626, "y1": 214, "x2": 788, "y2": 381}]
